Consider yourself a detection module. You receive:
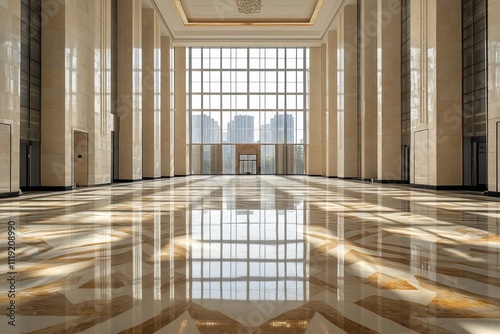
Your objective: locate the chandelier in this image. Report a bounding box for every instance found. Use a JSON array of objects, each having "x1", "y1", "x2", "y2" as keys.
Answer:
[{"x1": 235, "y1": 0, "x2": 262, "y2": 14}]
